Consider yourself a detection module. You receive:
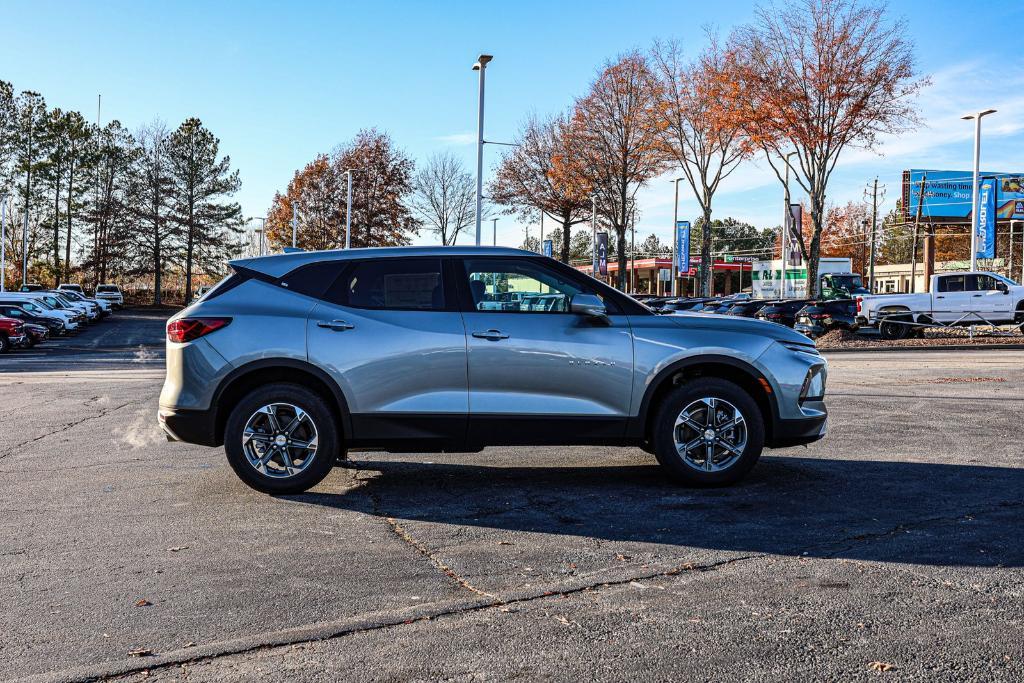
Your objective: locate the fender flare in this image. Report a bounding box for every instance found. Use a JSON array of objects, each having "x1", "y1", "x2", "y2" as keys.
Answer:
[
  {"x1": 635, "y1": 353, "x2": 780, "y2": 437},
  {"x1": 211, "y1": 358, "x2": 353, "y2": 438}
]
